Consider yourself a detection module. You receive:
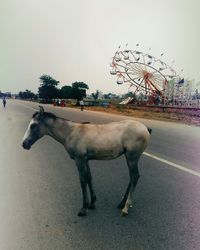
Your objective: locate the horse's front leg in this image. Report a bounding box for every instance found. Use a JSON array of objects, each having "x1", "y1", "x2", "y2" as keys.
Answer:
[{"x1": 75, "y1": 158, "x2": 89, "y2": 216}]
